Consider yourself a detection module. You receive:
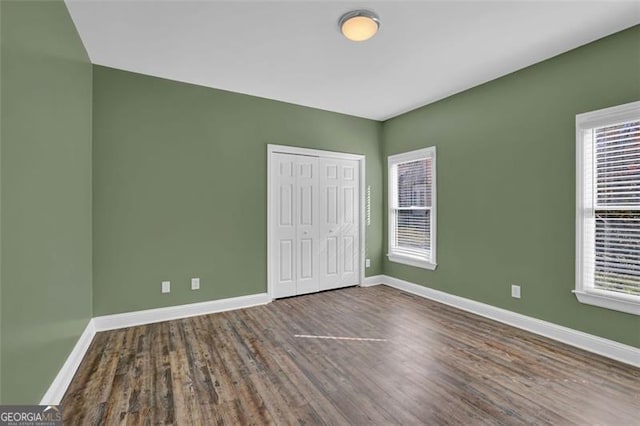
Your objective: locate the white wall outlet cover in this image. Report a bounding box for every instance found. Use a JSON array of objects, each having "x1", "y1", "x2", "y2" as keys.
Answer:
[
  {"x1": 365, "y1": 258, "x2": 371, "y2": 268},
  {"x1": 191, "y1": 278, "x2": 200, "y2": 290},
  {"x1": 162, "y1": 281, "x2": 171, "y2": 293},
  {"x1": 511, "y1": 284, "x2": 521, "y2": 299}
]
